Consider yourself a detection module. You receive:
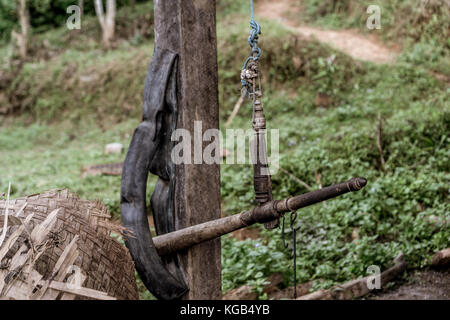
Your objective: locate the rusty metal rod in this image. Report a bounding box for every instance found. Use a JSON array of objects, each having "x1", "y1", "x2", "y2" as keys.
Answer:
[{"x1": 153, "y1": 177, "x2": 366, "y2": 256}]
